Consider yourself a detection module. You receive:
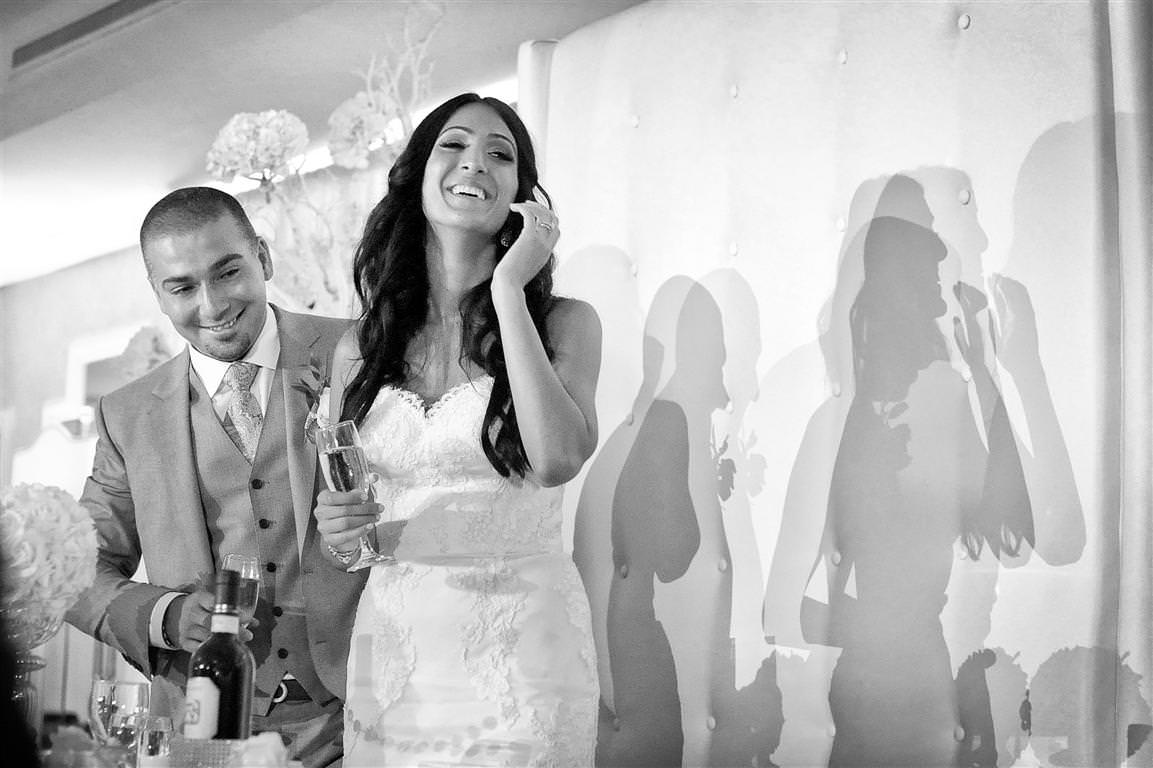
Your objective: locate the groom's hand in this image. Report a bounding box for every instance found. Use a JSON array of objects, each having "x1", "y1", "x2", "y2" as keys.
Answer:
[
  {"x1": 165, "y1": 588, "x2": 254, "y2": 653},
  {"x1": 314, "y1": 489, "x2": 380, "y2": 552}
]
